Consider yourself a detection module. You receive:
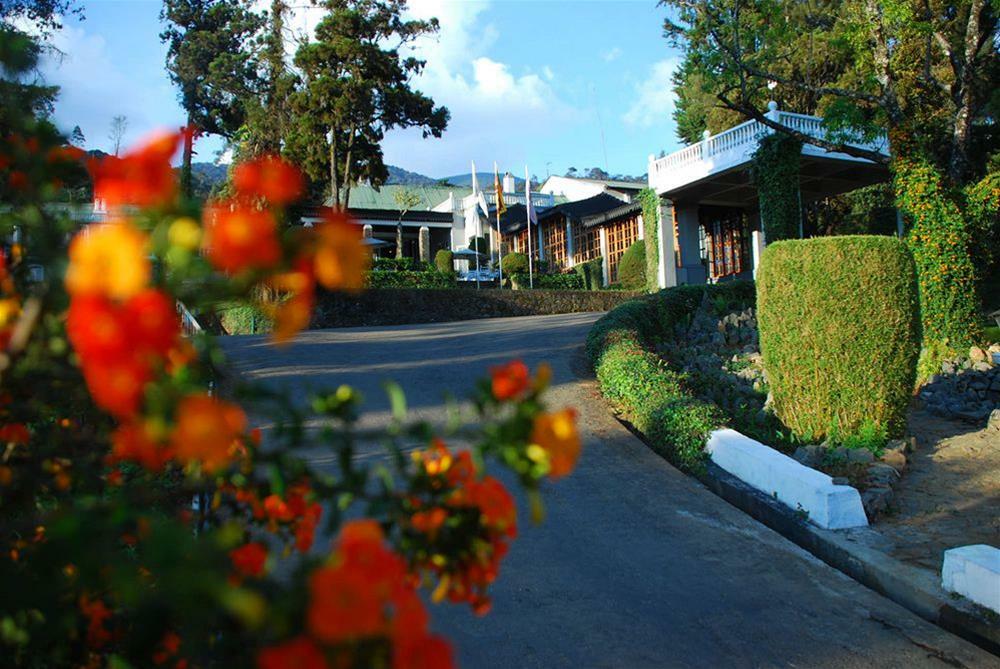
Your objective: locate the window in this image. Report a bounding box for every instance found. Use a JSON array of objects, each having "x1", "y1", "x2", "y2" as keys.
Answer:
[
  {"x1": 701, "y1": 207, "x2": 752, "y2": 280},
  {"x1": 605, "y1": 214, "x2": 640, "y2": 282},
  {"x1": 541, "y1": 217, "x2": 567, "y2": 268},
  {"x1": 570, "y1": 220, "x2": 600, "y2": 264}
]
